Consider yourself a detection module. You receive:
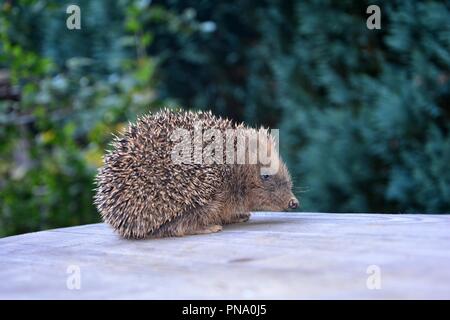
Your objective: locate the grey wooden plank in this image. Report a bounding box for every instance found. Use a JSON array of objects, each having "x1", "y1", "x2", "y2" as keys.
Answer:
[{"x1": 0, "y1": 212, "x2": 449, "y2": 299}]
